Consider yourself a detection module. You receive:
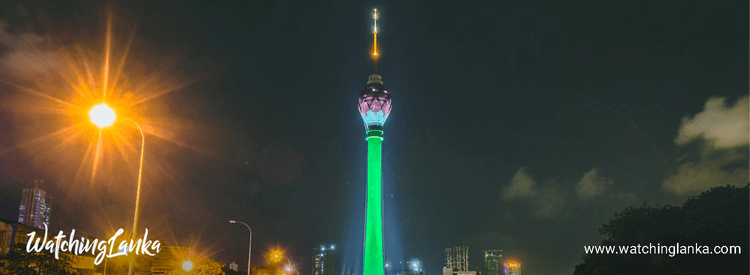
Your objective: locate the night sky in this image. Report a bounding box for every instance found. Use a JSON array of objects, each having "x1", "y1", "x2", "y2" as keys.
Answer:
[{"x1": 0, "y1": 1, "x2": 747, "y2": 275}]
